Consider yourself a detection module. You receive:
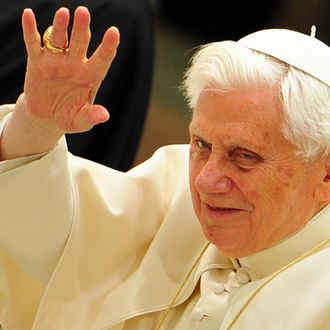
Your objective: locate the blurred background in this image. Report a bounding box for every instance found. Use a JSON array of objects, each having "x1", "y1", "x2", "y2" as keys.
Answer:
[
  {"x1": 135, "y1": 0, "x2": 330, "y2": 165},
  {"x1": 0, "y1": 0, "x2": 329, "y2": 170}
]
